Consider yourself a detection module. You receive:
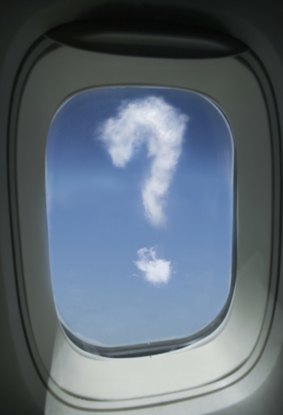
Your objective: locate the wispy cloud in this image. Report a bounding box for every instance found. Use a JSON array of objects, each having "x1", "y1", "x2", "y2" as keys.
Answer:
[
  {"x1": 98, "y1": 96, "x2": 189, "y2": 227},
  {"x1": 135, "y1": 247, "x2": 171, "y2": 285}
]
